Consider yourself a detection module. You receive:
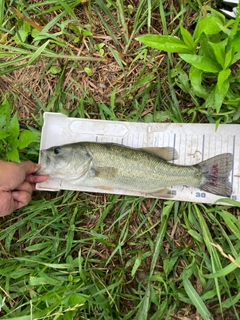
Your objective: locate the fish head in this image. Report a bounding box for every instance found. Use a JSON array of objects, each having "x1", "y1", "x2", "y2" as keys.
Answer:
[{"x1": 38, "y1": 144, "x2": 92, "y2": 182}]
